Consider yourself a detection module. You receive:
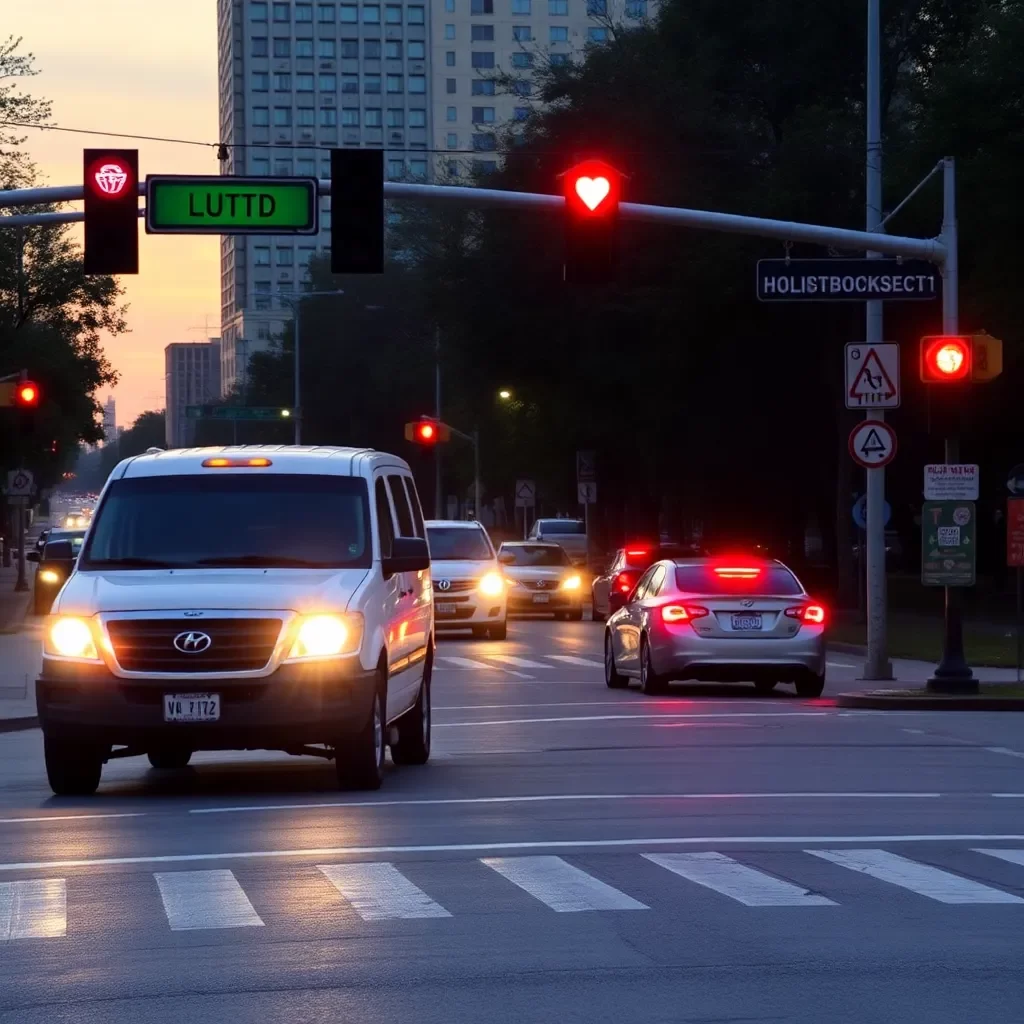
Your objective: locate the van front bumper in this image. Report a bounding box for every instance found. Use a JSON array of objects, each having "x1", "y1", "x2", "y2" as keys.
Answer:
[{"x1": 36, "y1": 657, "x2": 378, "y2": 751}]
